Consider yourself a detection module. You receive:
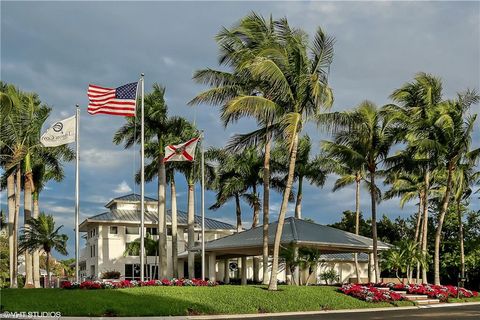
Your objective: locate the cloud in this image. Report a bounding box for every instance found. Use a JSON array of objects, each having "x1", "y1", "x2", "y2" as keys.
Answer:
[{"x1": 114, "y1": 180, "x2": 132, "y2": 194}]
